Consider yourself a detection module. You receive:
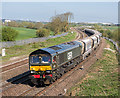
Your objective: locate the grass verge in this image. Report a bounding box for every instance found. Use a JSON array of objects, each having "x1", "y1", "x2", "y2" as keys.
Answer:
[
  {"x1": 2, "y1": 32, "x2": 77, "y2": 63},
  {"x1": 67, "y1": 40, "x2": 119, "y2": 96}
]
